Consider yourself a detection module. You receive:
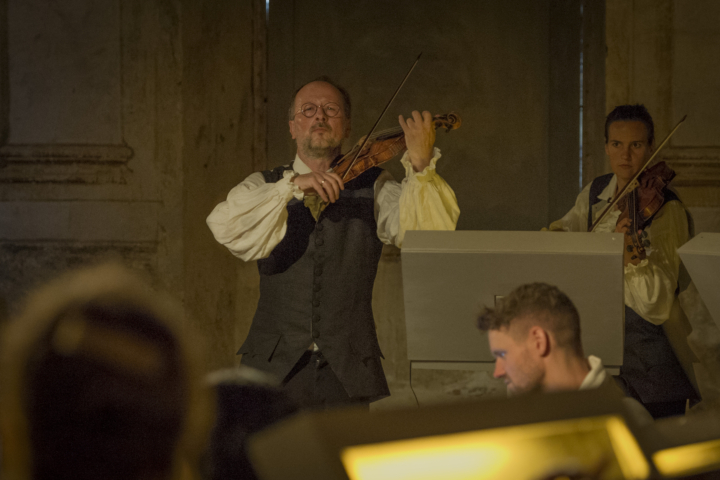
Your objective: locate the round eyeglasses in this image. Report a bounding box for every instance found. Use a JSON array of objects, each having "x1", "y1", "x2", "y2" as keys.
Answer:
[{"x1": 295, "y1": 102, "x2": 342, "y2": 118}]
